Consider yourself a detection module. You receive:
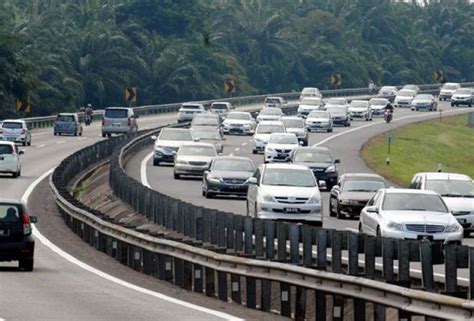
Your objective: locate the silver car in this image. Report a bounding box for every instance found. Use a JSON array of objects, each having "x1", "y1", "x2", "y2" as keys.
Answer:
[
  {"x1": 222, "y1": 112, "x2": 256, "y2": 135},
  {"x1": 0, "y1": 120, "x2": 31, "y2": 146},
  {"x1": 369, "y1": 98, "x2": 390, "y2": 117},
  {"x1": 451, "y1": 88, "x2": 473, "y2": 107},
  {"x1": 264, "y1": 96, "x2": 286, "y2": 108},
  {"x1": 348, "y1": 100, "x2": 372, "y2": 121},
  {"x1": 305, "y1": 110, "x2": 333, "y2": 132},
  {"x1": 394, "y1": 89, "x2": 416, "y2": 108},
  {"x1": 359, "y1": 189, "x2": 463, "y2": 244},
  {"x1": 412, "y1": 94, "x2": 437, "y2": 111},
  {"x1": 210, "y1": 102, "x2": 233, "y2": 119},
  {"x1": 297, "y1": 97, "x2": 324, "y2": 118},
  {"x1": 252, "y1": 121, "x2": 286, "y2": 154},
  {"x1": 281, "y1": 116, "x2": 308, "y2": 146},
  {"x1": 256, "y1": 108, "x2": 283, "y2": 122},
  {"x1": 439, "y1": 82, "x2": 461, "y2": 101},
  {"x1": 101, "y1": 107, "x2": 138, "y2": 137},
  {"x1": 192, "y1": 129, "x2": 224, "y2": 153},
  {"x1": 152, "y1": 128, "x2": 196, "y2": 166},
  {"x1": 173, "y1": 143, "x2": 217, "y2": 179}
]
